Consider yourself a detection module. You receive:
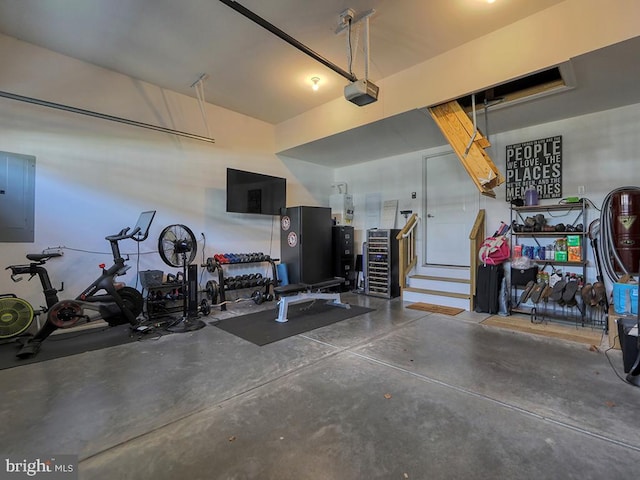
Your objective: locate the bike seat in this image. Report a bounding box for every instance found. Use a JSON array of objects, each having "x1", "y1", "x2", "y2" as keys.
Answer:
[{"x1": 26, "y1": 252, "x2": 63, "y2": 262}]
